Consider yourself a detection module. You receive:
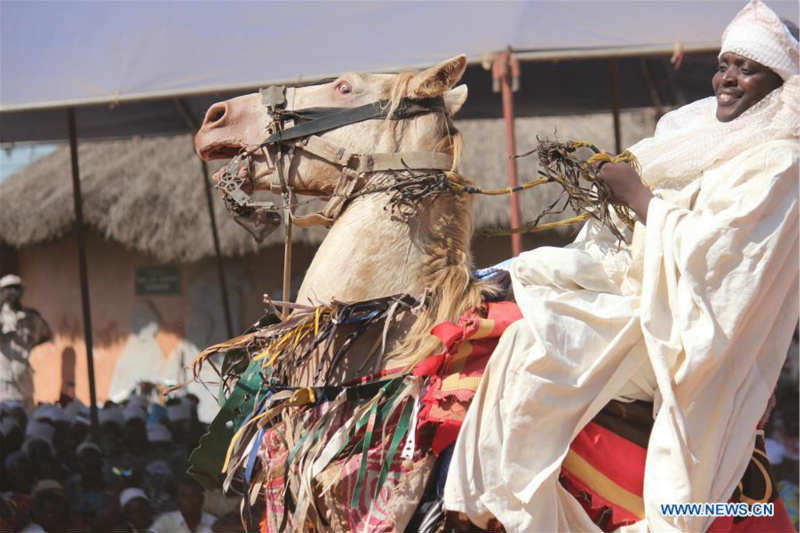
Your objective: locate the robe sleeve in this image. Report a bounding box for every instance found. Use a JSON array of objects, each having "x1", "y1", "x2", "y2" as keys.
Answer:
[{"x1": 638, "y1": 139, "x2": 799, "y2": 532}]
